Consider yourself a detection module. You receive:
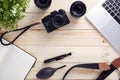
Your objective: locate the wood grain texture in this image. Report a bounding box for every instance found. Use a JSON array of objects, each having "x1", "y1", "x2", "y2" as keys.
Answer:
[{"x1": 0, "y1": 0, "x2": 120, "y2": 80}]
